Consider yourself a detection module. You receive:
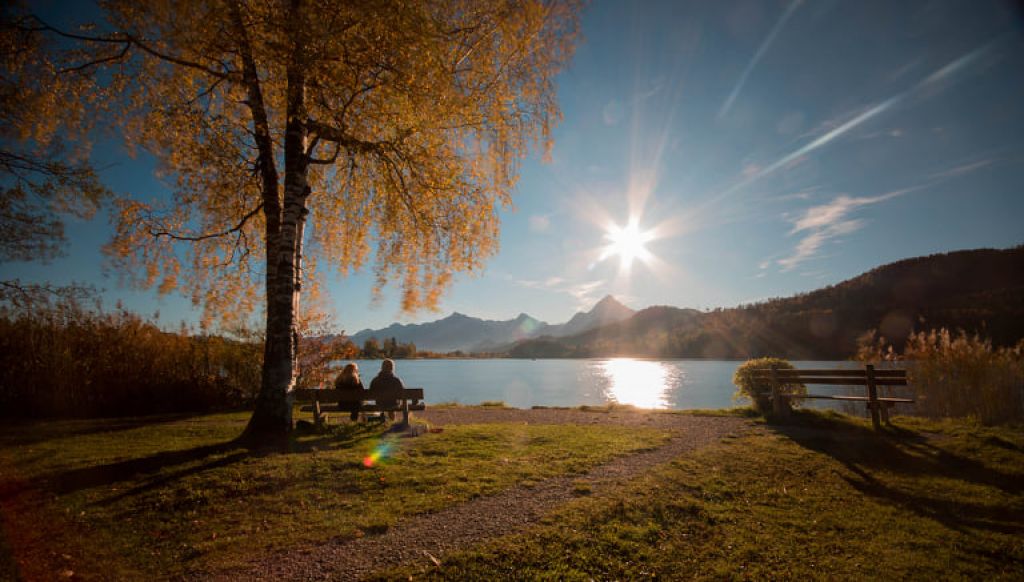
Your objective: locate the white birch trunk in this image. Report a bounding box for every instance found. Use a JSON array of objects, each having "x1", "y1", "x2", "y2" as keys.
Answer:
[{"x1": 242, "y1": 0, "x2": 309, "y2": 439}]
